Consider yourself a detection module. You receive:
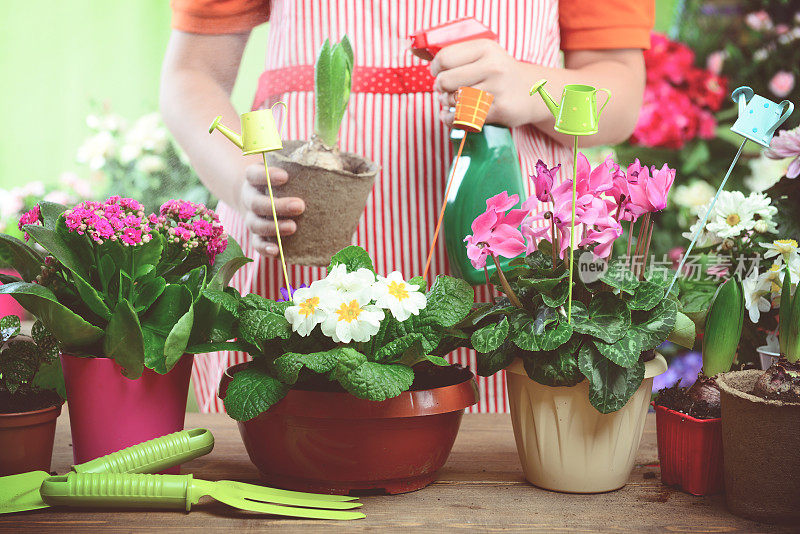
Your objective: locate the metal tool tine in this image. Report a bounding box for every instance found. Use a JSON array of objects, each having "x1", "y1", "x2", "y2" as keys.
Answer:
[{"x1": 216, "y1": 480, "x2": 358, "y2": 502}]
